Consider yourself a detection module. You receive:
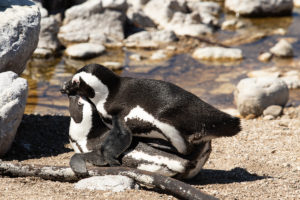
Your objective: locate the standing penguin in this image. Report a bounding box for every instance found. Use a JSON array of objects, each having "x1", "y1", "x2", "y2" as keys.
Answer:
[{"x1": 62, "y1": 64, "x2": 241, "y2": 156}]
